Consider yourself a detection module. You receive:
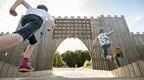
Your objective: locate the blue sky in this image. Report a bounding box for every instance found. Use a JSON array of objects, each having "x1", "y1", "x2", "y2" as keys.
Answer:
[
  {"x1": 0, "y1": 0, "x2": 144, "y2": 52},
  {"x1": 78, "y1": 0, "x2": 144, "y2": 33},
  {"x1": 0, "y1": 0, "x2": 144, "y2": 33}
]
